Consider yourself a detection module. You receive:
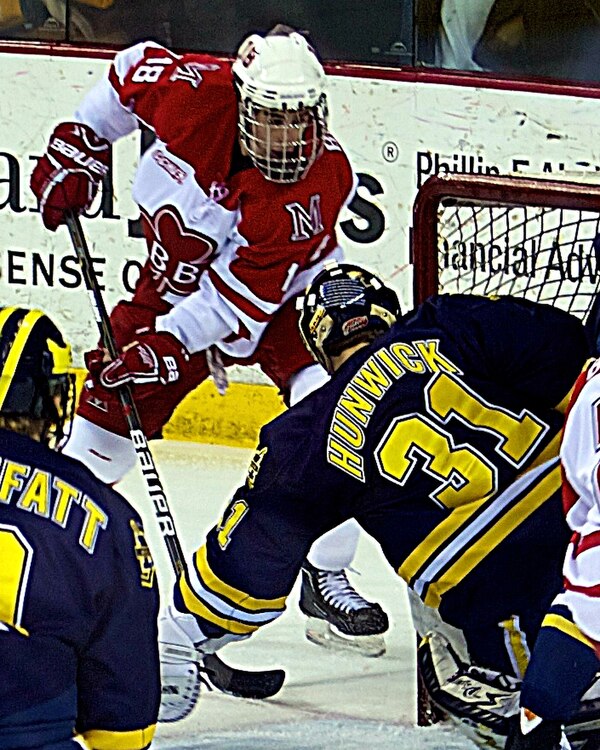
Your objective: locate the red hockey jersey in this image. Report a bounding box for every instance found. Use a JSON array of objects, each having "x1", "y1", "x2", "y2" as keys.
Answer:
[{"x1": 75, "y1": 42, "x2": 356, "y2": 358}]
